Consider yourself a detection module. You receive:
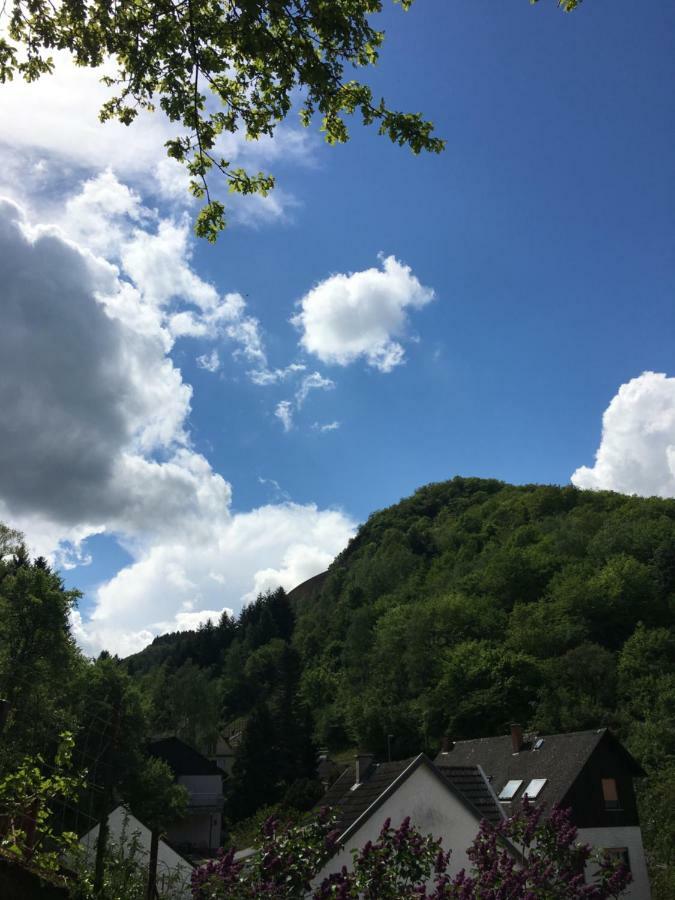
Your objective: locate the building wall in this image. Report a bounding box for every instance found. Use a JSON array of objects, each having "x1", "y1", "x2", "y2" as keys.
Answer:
[
  {"x1": 166, "y1": 811, "x2": 221, "y2": 851},
  {"x1": 578, "y1": 826, "x2": 651, "y2": 900},
  {"x1": 171, "y1": 773, "x2": 223, "y2": 850},
  {"x1": 313, "y1": 764, "x2": 489, "y2": 888},
  {"x1": 79, "y1": 805, "x2": 193, "y2": 900},
  {"x1": 564, "y1": 736, "x2": 641, "y2": 829},
  {"x1": 178, "y1": 773, "x2": 223, "y2": 803}
]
